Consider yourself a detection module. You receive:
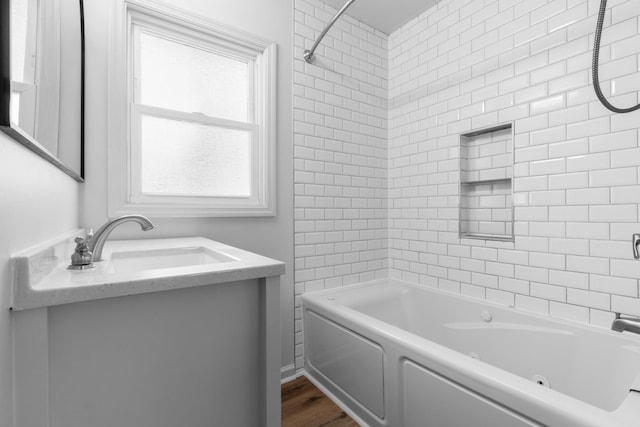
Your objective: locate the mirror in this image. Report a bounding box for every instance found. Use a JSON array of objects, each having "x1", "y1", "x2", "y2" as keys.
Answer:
[{"x1": 0, "y1": 0, "x2": 84, "y2": 181}]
